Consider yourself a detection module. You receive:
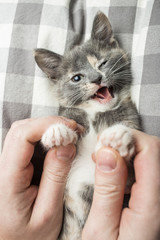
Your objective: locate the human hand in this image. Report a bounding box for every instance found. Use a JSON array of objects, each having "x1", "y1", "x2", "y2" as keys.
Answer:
[
  {"x1": 82, "y1": 130, "x2": 160, "y2": 240},
  {"x1": 0, "y1": 117, "x2": 83, "y2": 240}
]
